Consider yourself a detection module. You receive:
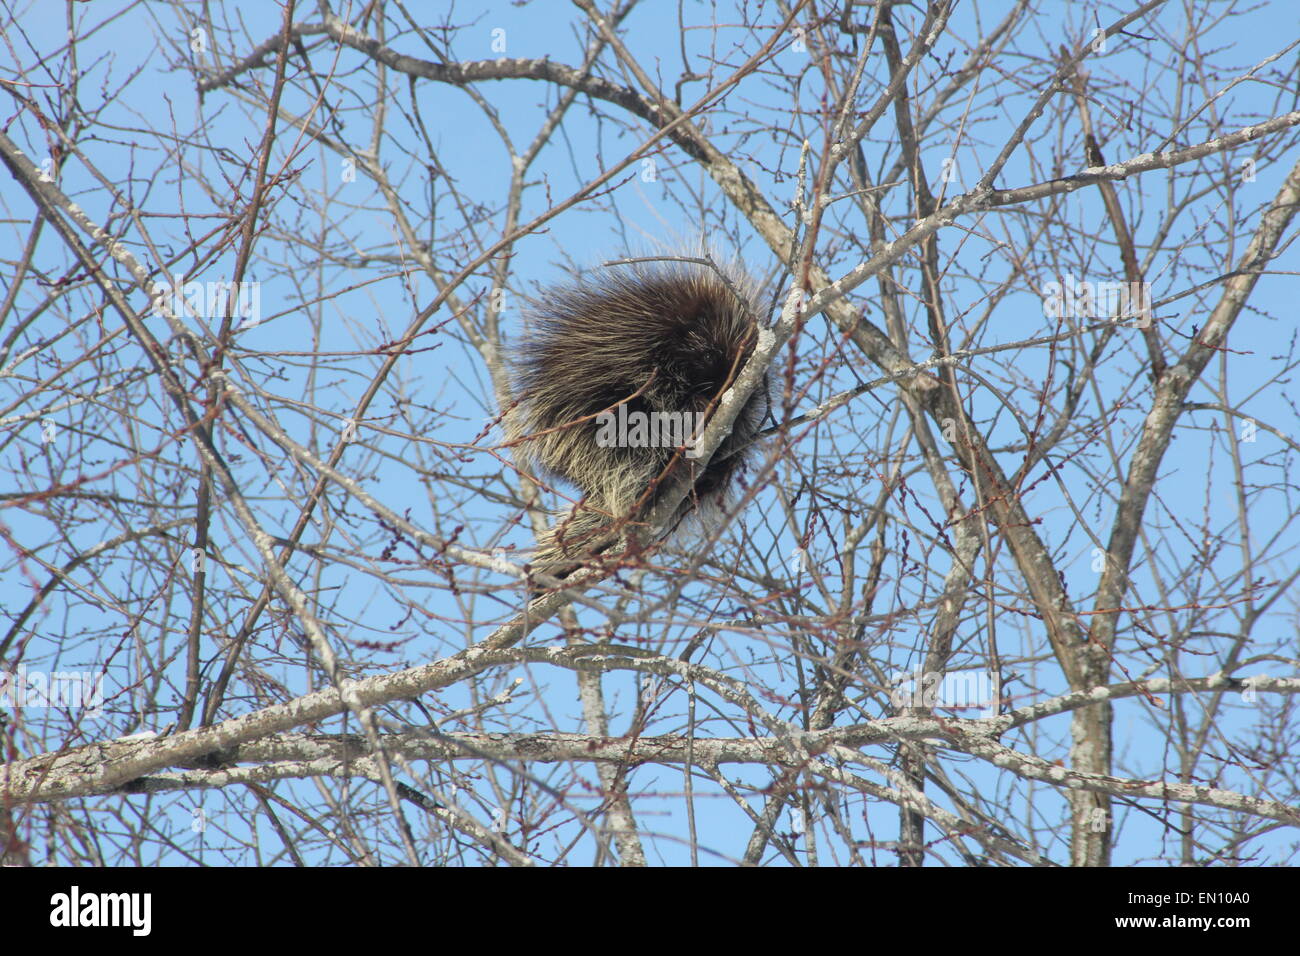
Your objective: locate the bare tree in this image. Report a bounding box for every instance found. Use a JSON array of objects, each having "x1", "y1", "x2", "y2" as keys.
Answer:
[{"x1": 2, "y1": 0, "x2": 1298, "y2": 867}]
